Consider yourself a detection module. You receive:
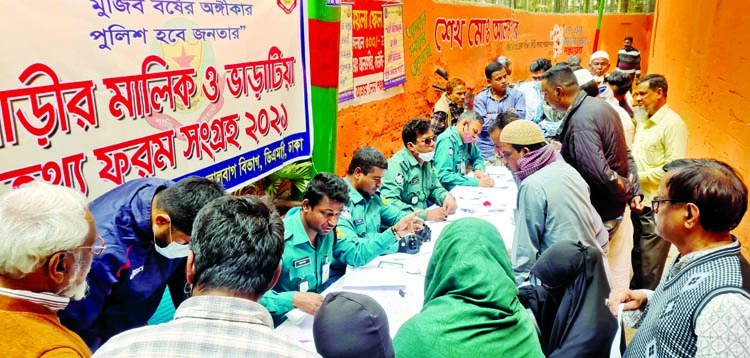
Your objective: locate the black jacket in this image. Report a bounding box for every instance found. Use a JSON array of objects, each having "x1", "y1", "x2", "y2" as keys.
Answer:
[{"x1": 555, "y1": 92, "x2": 641, "y2": 222}]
